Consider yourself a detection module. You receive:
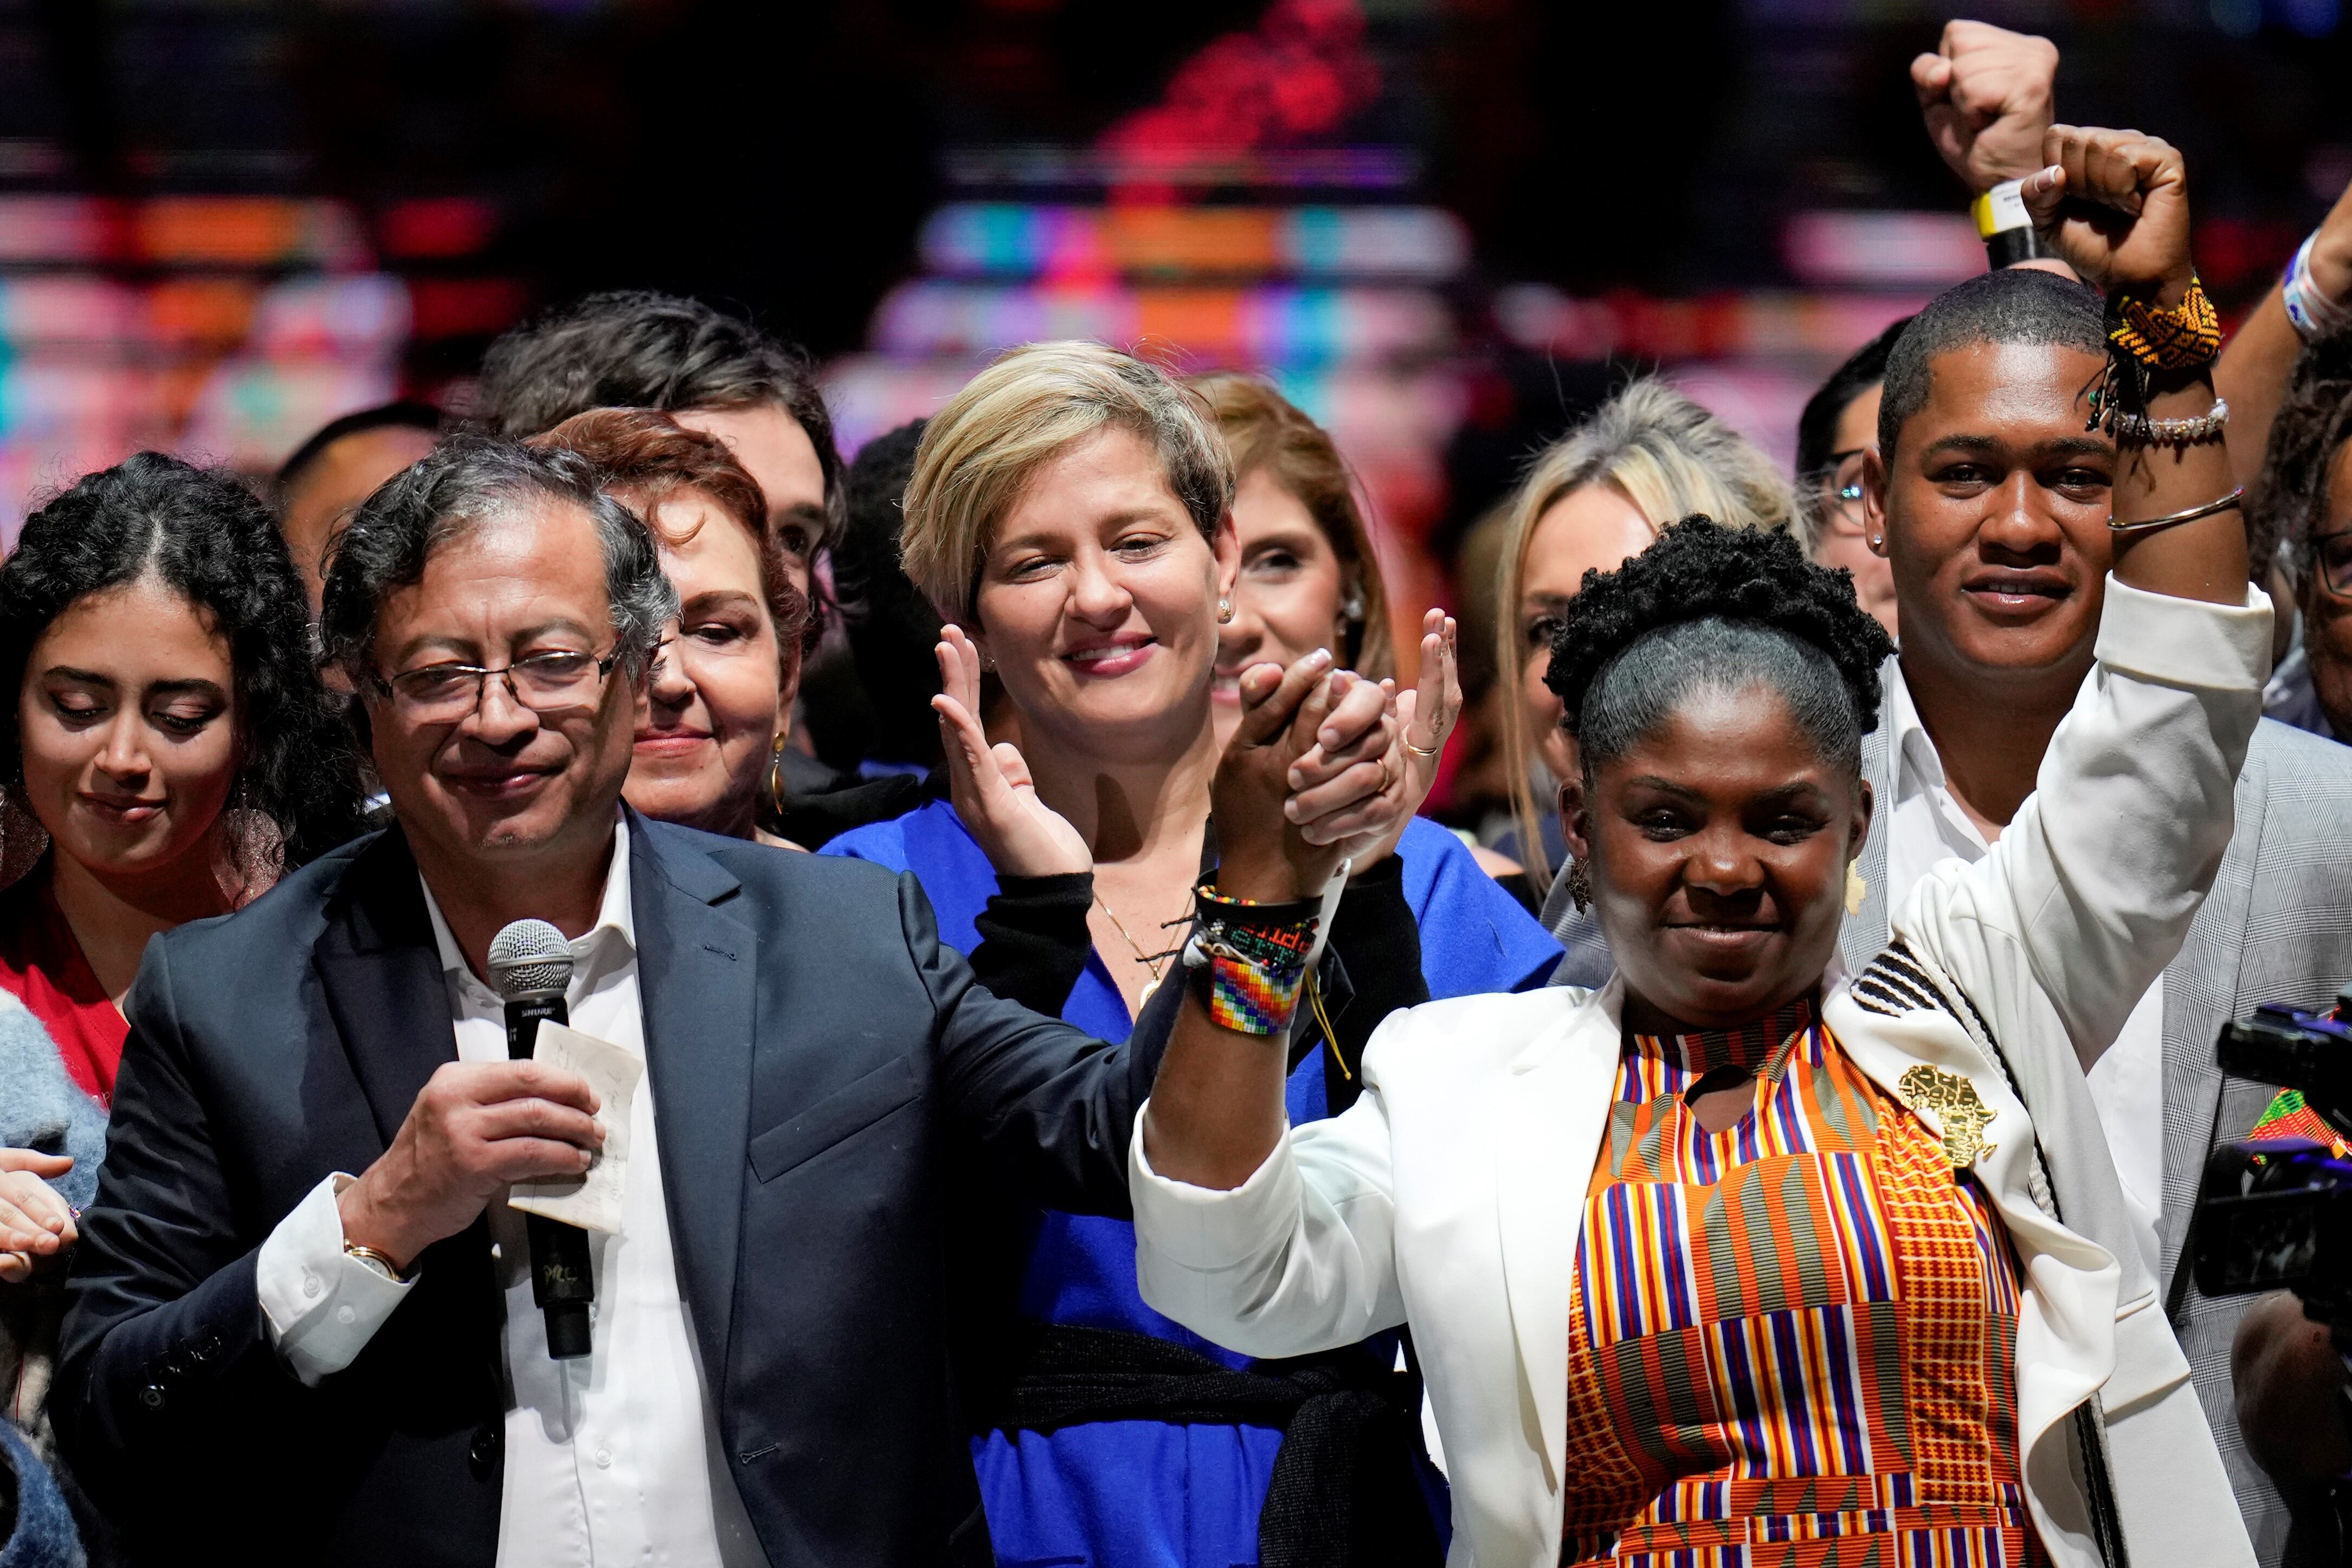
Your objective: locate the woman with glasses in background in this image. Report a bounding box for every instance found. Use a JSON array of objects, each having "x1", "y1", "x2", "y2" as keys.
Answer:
[
  {"x1": 2245, "y1": 328, "x2": 2352, "y2": 743},
  {"x1": 1793, "y1": 318, "x2": 1910, "y2": 641}
]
